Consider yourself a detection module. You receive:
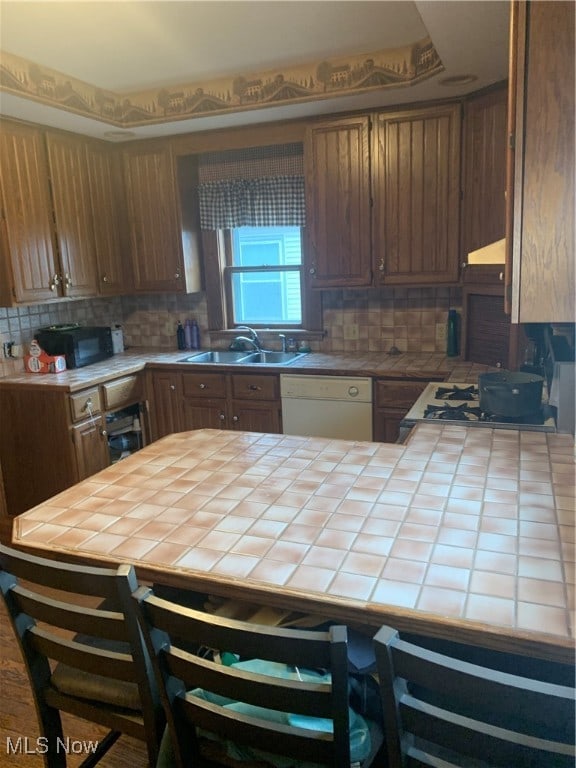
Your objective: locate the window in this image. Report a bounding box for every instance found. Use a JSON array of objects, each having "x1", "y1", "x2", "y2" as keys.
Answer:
[
  {"x1": 227, "y1": 226, "x2": 302, "y2": 326},
  {"x1": 195, "y1": 142, "x2": 321, "y2": 332}
]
